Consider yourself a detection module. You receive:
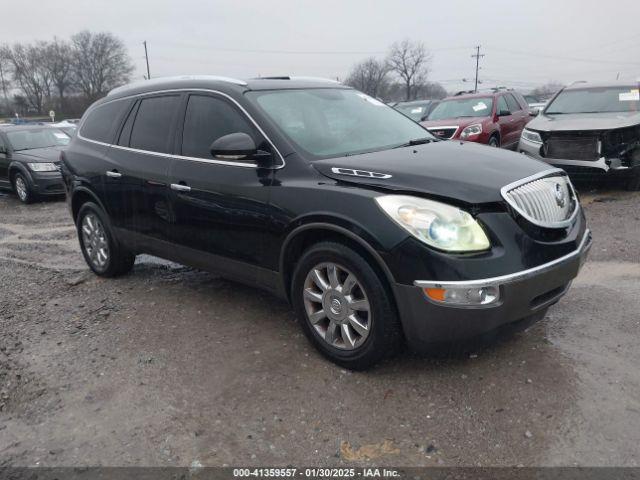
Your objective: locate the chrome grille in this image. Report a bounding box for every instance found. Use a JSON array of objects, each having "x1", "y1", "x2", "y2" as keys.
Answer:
[
  {"x1": 502, "y1": 172, "x2": 578, "y2": 228},
  {"x1": 426, "y1": 127, "x2": 457, "y2": 139}
]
